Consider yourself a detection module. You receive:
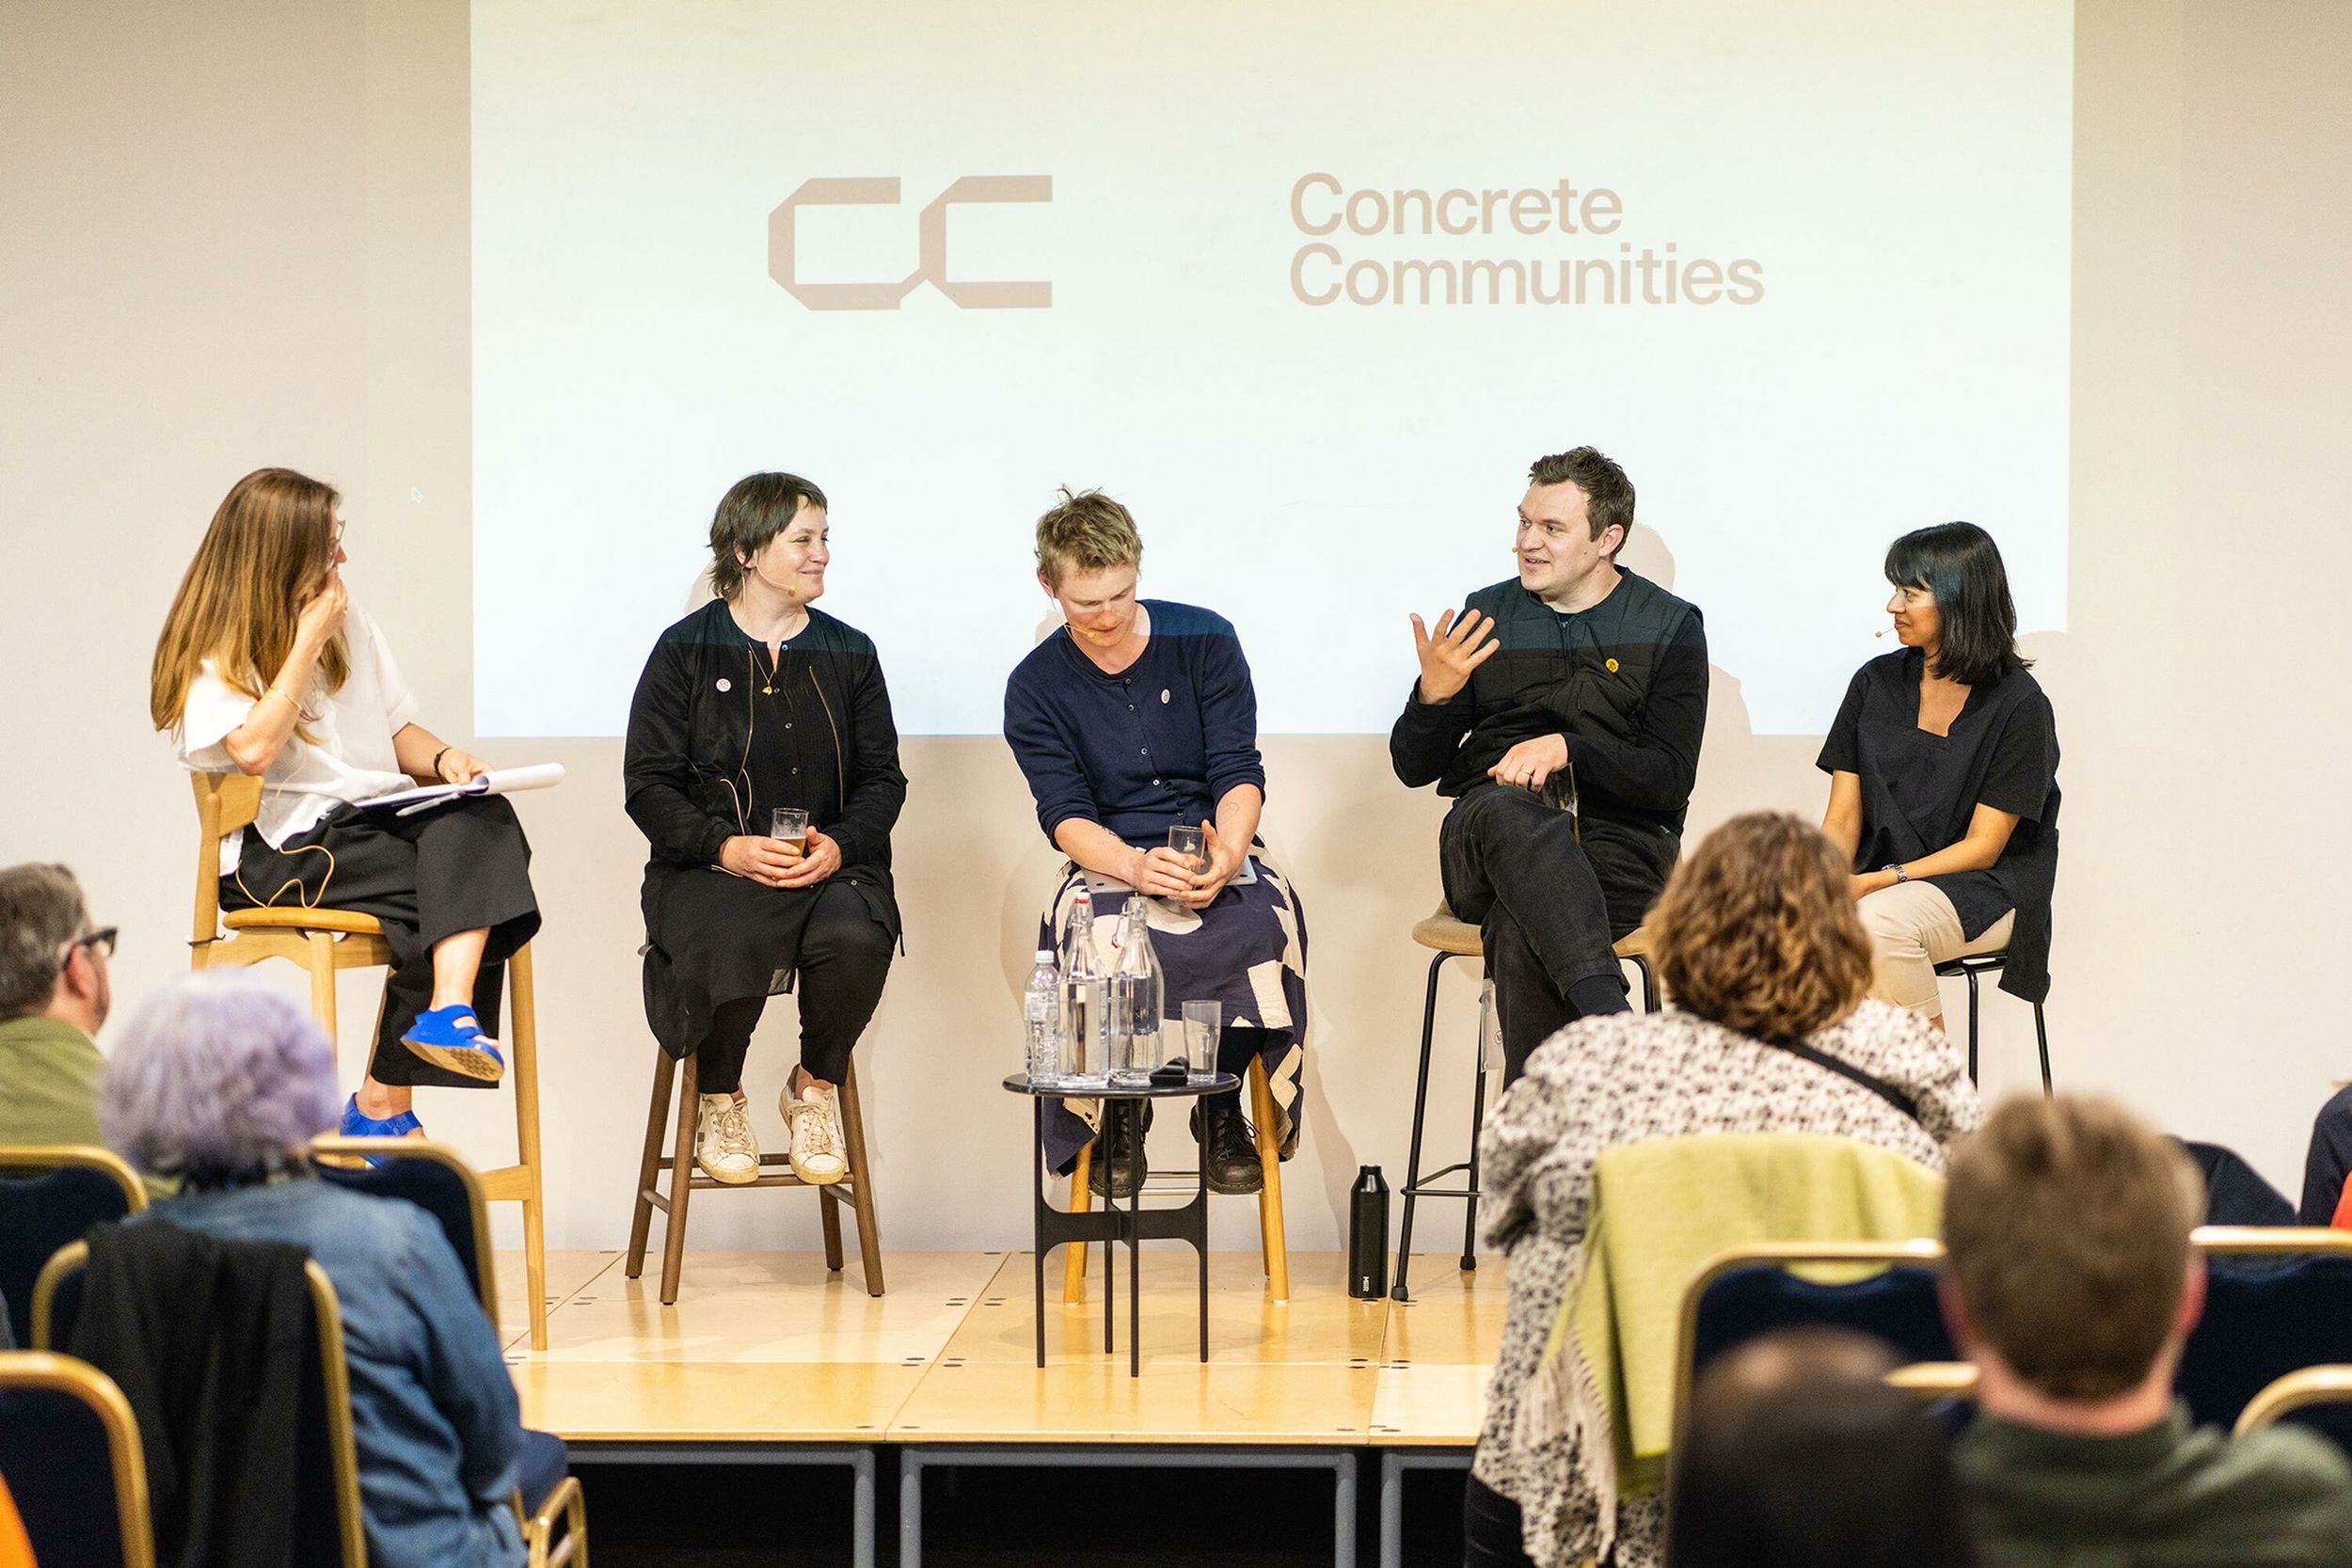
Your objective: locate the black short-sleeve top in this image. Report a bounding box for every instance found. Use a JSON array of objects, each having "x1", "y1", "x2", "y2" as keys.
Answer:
[{"x1": 1817, "y1": 648, "x2": 2060, "y2": 1002}]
